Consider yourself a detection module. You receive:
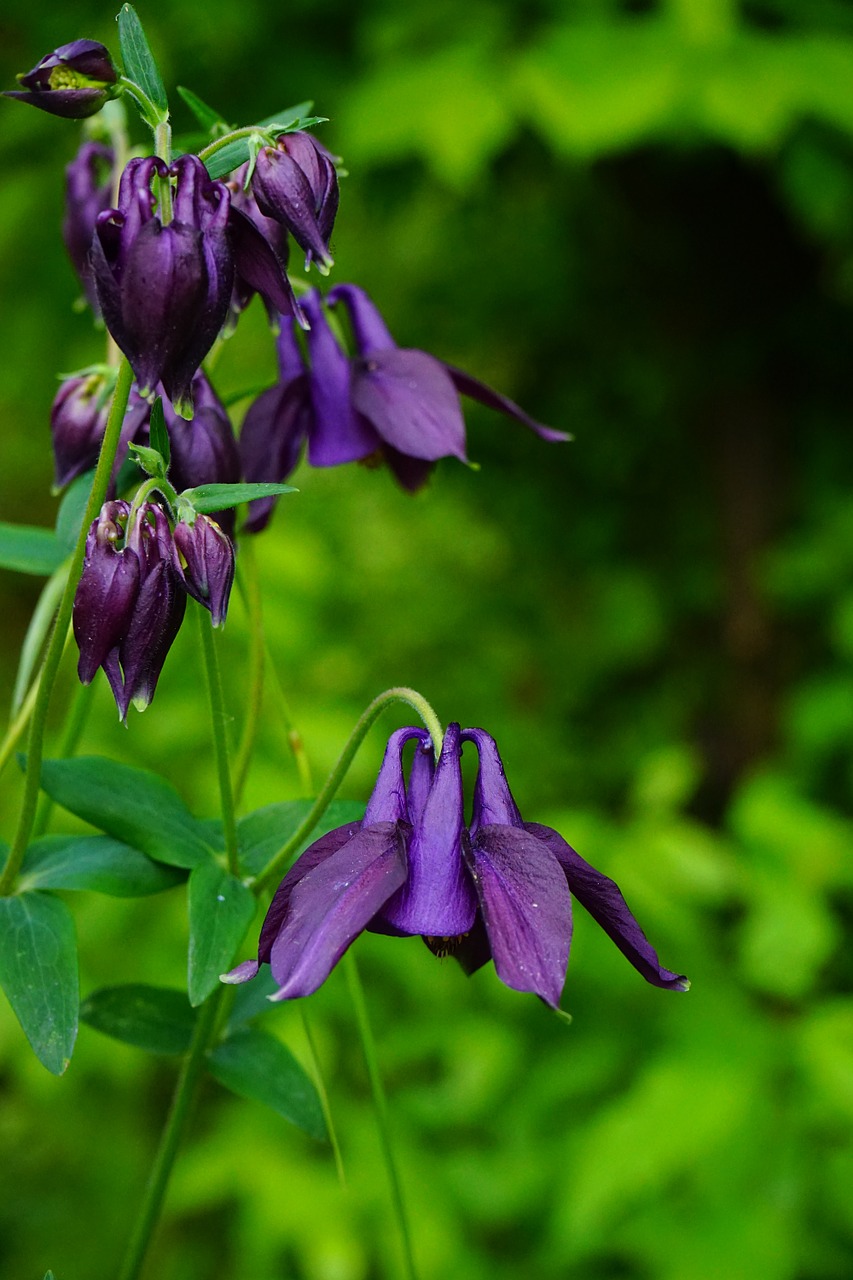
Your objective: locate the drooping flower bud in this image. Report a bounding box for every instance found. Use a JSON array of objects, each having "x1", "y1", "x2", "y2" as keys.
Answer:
[
  {"x1": 251, "y1": 132, "x2": 339, "y2": 272},
  {"x1": 174, "y1": 514, "x2": 235, "y2": 628},
  {"x1": 91, "y1": 155, "x2": 234, "y2": 417},
  {"x1": 51, "y1": 373, "x2": 110, "y2": 488},
  {"x1": 63, "y1": 141, "x2": 114, "y2": 312},
  {"x1": 73, "y1": 501, "x2": 140, "y2": 685},
  {"x1": 225, "y1": 166, "x2": 303, "y2": 328},
  {"x1": 4, "y1": 40, "x2": 118, "y2": 119}
]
